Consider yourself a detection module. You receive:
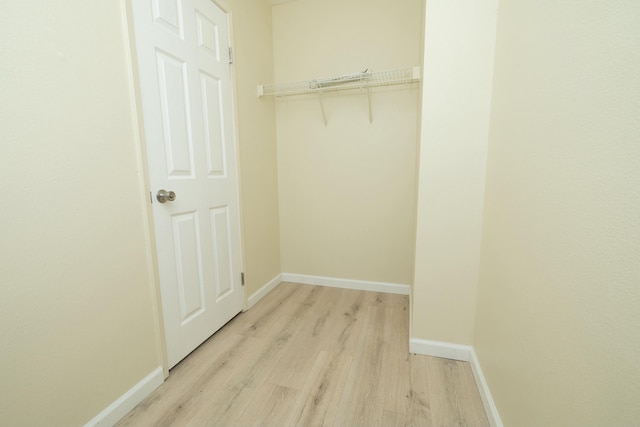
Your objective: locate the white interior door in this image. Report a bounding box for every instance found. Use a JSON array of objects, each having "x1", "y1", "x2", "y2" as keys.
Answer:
[{"x1": 130, "y1": 0, "x2": 244, "y2": 368}]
